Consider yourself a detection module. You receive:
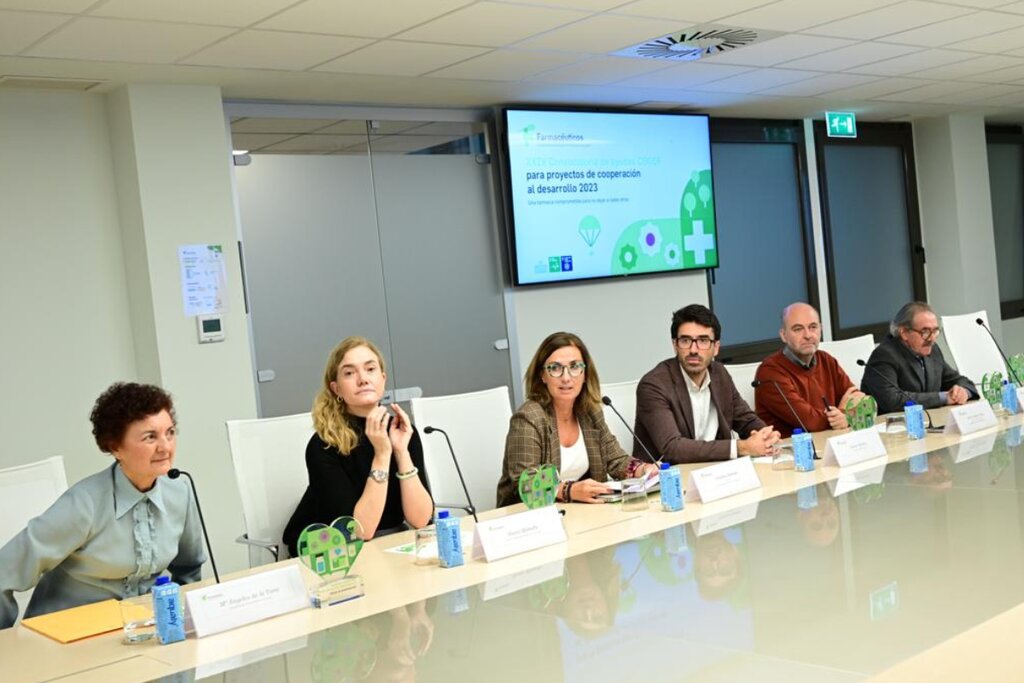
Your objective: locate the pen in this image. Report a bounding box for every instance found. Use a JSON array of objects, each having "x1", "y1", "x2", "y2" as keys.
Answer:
[{"x1": 821, "y1": 396, "x2": 831, "y2": 412}]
